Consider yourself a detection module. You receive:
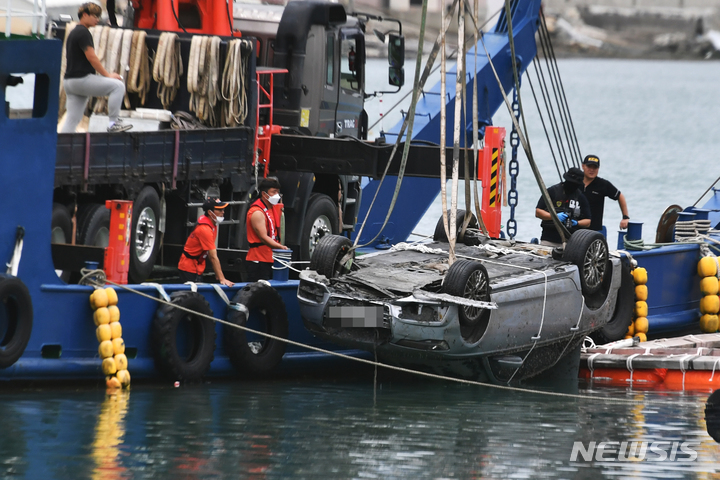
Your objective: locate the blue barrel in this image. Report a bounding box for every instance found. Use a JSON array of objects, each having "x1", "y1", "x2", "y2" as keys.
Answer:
[
  {"x1": 272, "y1": 249, "x2": 293, "y2": 282},
  {"x1": 627, "y1": 221, "x2": 643, "y2": 241}
]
